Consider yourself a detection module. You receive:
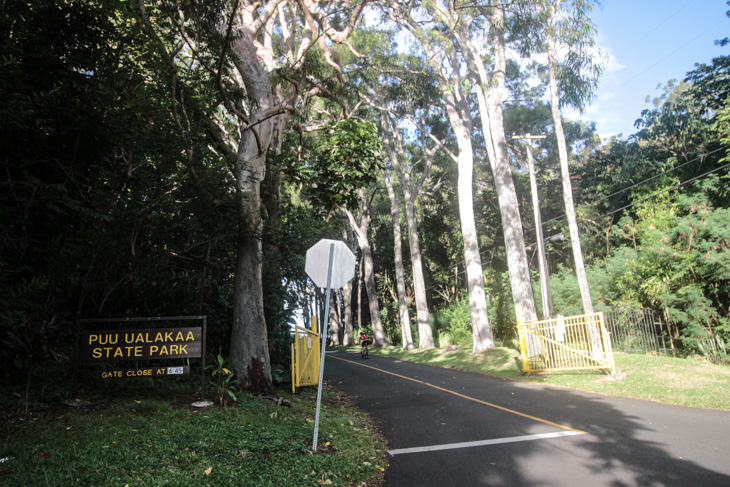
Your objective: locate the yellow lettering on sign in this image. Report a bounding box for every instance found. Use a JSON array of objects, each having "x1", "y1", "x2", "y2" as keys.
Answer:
[
  {"x1": 113, "y1": 347, "x2": 124, "y2": 358},
  {"x1": 179, "y1": 344, "x2": 188, "y2": 354},
  {"x1": 92, "y1": 348, "x2": 102, "y2": 359},
  {"x1": 175, "y1": 331, "x2": 184, "y2": 341},
  {"x1": 164, "y1": 331, "x2": 173, "y2": 342},
  {"x1": 155, "y1": 332, "x2": 164, "y2": 342},
  {"x1": 90, "y1": 333, "x2": 117, "y2": 345},
  {"x1": 134, "y1": 346, "x2": 142, "y2": 357},
  {"x1": 159, "y1": 345, "x2": 169, "y2": 355},
  {"x1": 150, "y1": 345, "x2": 159, "y2": 354},
  {"x1": 186, "y1": 331, "x2": 194, "y2": 341}
]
